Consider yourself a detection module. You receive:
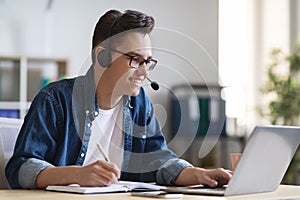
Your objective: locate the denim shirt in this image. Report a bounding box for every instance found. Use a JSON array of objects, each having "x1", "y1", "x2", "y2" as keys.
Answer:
[{"x1": 5, "y1": 66, "x2": 192, "y2": 189}]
